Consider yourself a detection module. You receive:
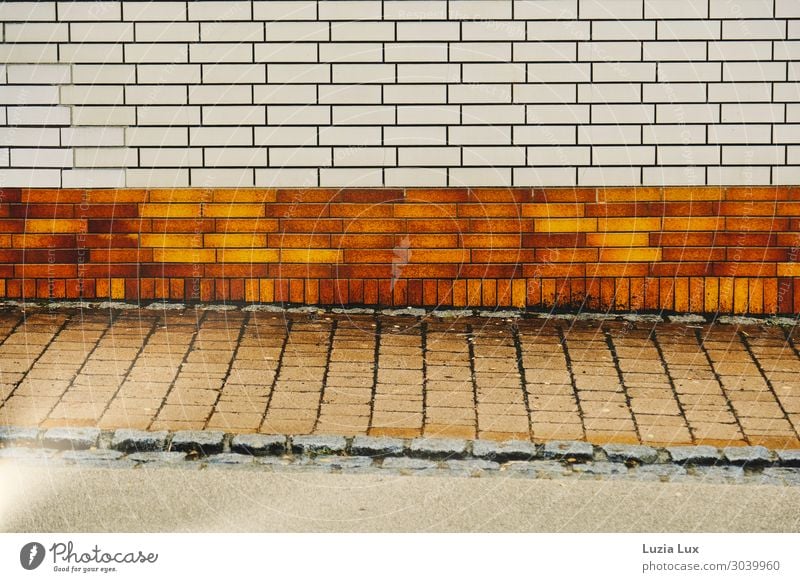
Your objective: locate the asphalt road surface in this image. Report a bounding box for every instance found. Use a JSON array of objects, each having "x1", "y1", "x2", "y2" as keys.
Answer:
[{"x1": 2, "y1": 463, "x2": 799, "y2": 532}]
